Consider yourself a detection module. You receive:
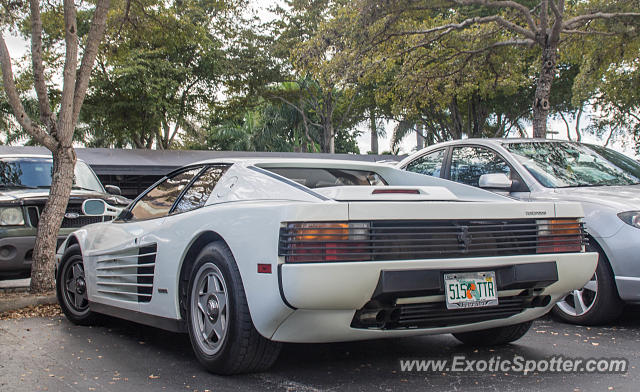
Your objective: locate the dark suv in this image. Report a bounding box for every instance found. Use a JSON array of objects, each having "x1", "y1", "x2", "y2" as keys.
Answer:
[{"x1": 0, "y1": 154, "x2": 130, "y2": 278}]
